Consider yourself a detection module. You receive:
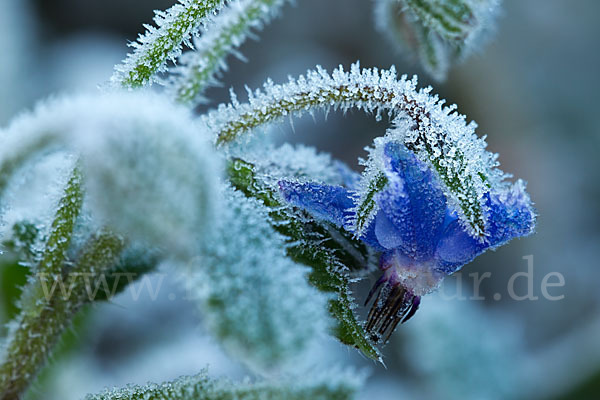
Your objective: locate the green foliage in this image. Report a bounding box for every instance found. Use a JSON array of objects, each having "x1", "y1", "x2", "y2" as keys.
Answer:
[
  {"x1": 86, "y1": 371, "x2": 361, "y2": 400},
  {"x1": 228, "y1": 158, "x2": 381, "y2": 361},
  {"x1": 405, "y1": 0, "x2": 476, "y2": 41}
]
